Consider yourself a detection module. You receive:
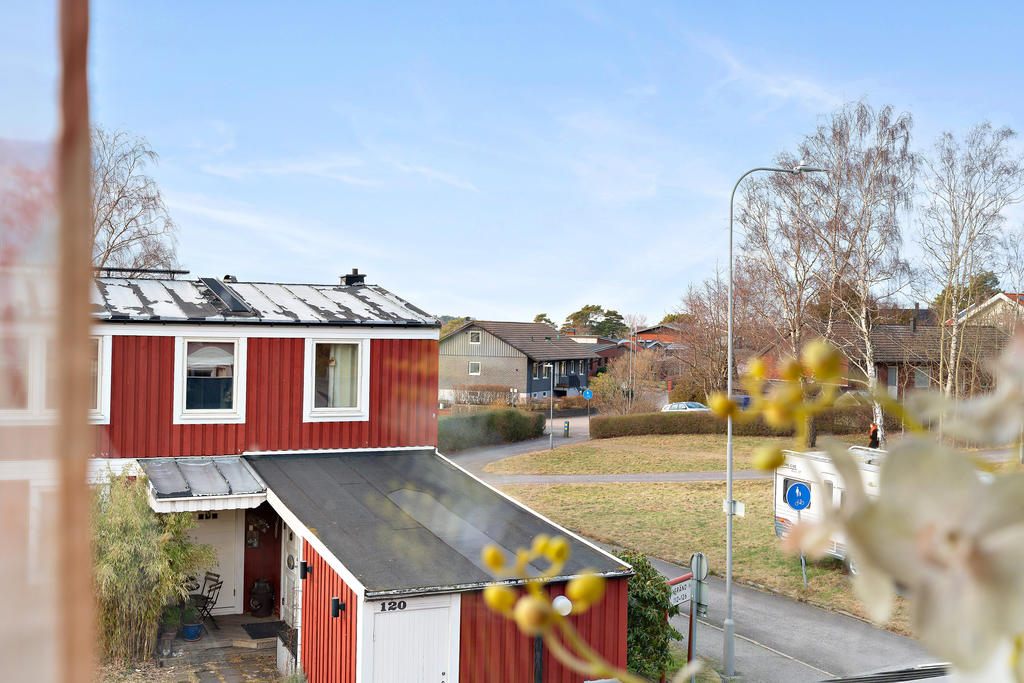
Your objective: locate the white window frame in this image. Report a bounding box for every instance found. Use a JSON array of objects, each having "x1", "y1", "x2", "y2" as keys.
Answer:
[
  {"x1": 173, "y1": 336, "x2": 247, "y2": 425},
  {"x1": 468, "y1": 361, "x2": 481, "y2": 376},
  {"x1": 0, "y1": 333, "x2": 111, "y2": 425},
  {"x1": 468, "y1": 330, "x2": 482, "y2": 344},
  {"x1": 532, "y1": 363, "x2": 539, "y2": 380},
  {"x1": 302, "y1": 338, "x2": 370, "y2": 422},
  {"x1": 542, "y1": 364, "x2": 549, "y2": 379}
]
